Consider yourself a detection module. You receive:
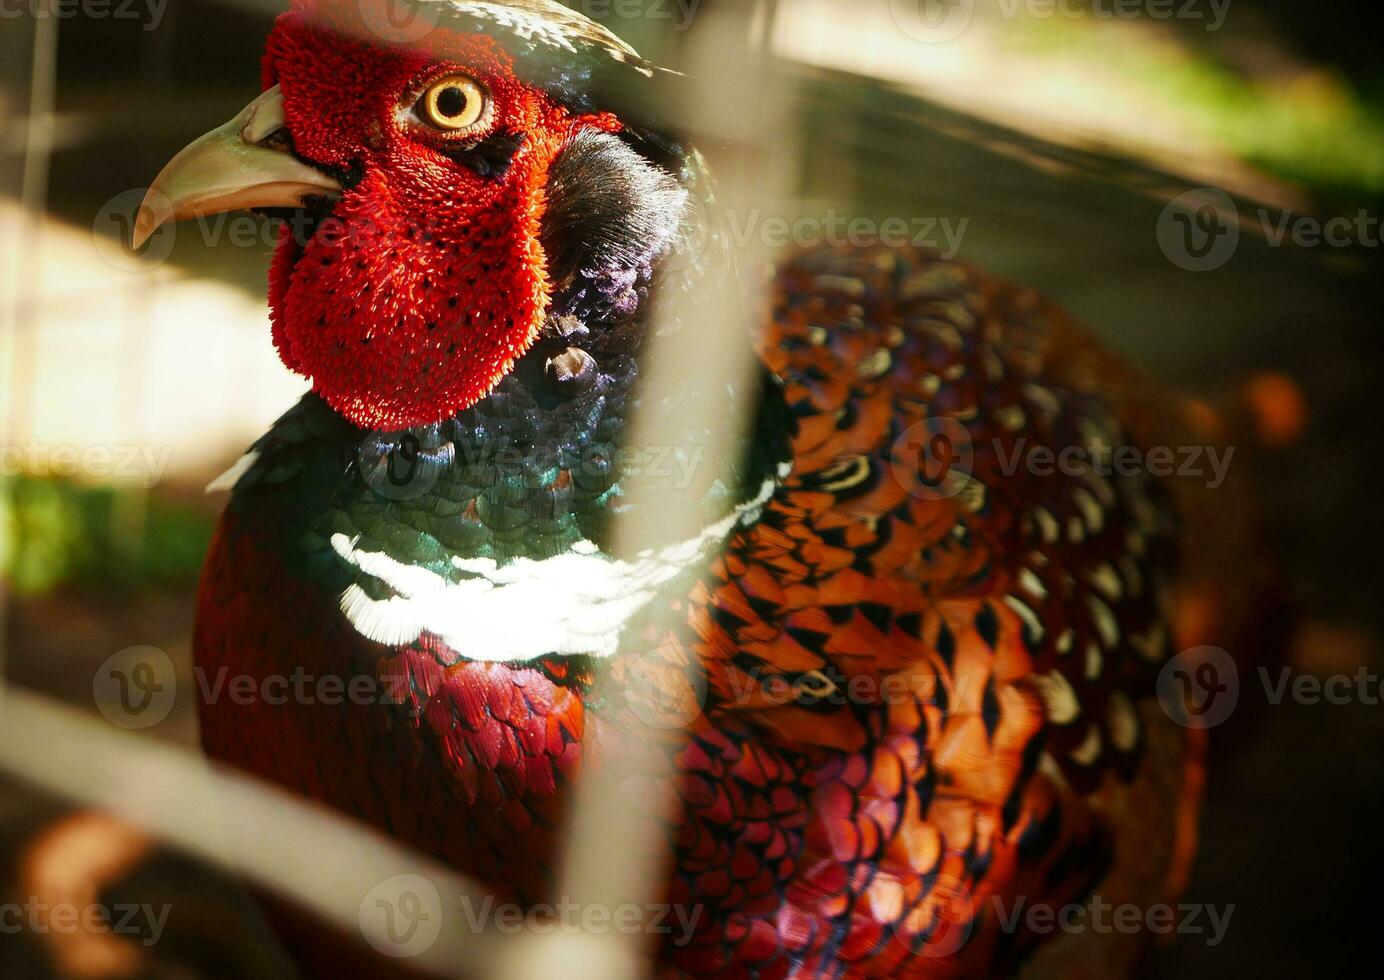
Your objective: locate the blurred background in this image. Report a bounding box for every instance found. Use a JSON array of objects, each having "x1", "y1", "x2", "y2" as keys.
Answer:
[{"x1": 2, "y1": 0, "x2": 1381, "y2": 976}]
